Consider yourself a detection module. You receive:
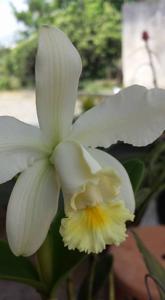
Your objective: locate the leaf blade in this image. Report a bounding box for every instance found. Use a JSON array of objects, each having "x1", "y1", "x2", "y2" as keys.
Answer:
[
  {"x1": 132, "y1": 230, "x2": 165, "y2": 299},
  {"x1": 0, "y1": 240, "x2": 46, "y2": 293},
  {"x1": 124, "y1": 159, "x2": 145, "y2": 193}
]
